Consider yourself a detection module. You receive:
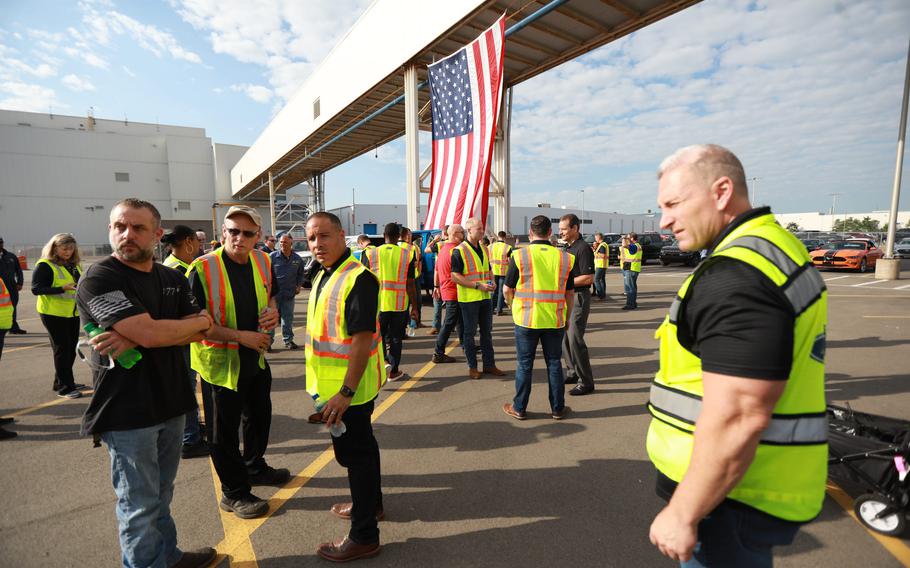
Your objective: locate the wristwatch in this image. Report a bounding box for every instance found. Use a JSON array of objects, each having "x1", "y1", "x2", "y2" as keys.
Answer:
[{"x1": 339, "y1": 385, "x2": 355, "y2": 398}]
